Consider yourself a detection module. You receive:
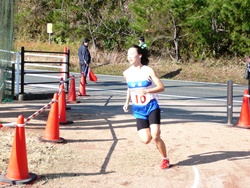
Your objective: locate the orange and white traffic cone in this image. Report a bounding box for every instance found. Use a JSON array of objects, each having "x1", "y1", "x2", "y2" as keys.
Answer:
[
  {"x1": 0, "y1": 115, "x2": 38, "y2": 185},
  {"x1": 78, "y1": 72, "x2": 89, "y2": 96},
  {"x1": 67, "y1": 75, "x2": 80, "y2": 104},
  {"x1": 89, "y1": 69, "x2": 98, "y2": 82},
  {"x1": 39, "y1": 93, "x2": 65, "y2": 143},
  {"x1": 58, "y1": 84, "x2": 73, "y2": 125},
  {"x1": 237, "y1": 89, "x2": 250, "y2": 128}
]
